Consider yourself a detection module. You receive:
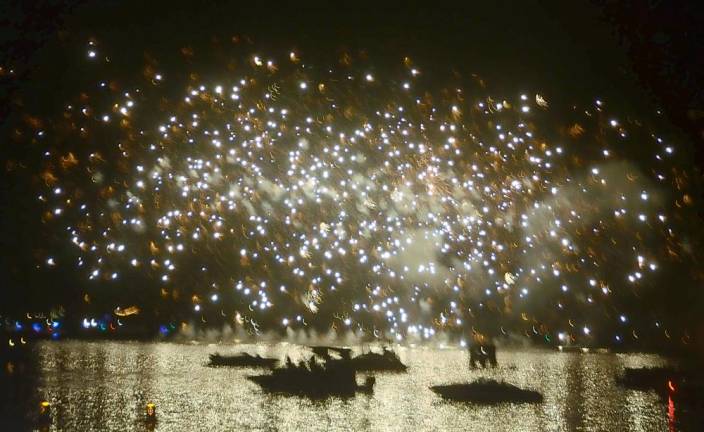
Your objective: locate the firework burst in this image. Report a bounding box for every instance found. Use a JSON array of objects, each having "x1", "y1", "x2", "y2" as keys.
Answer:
[{"x1": 30, "y1": 42, "x2": 701, "y2": 346}]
